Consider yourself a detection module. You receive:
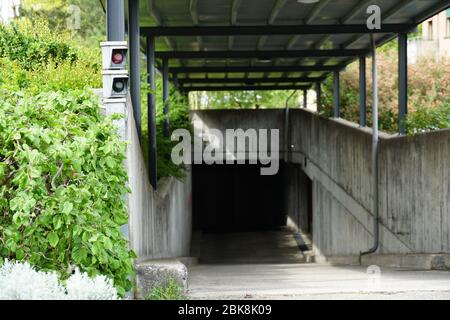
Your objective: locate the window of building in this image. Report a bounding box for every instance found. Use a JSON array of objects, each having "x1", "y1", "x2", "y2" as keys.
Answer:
[
  {"x1": 447, "y1": 18, "x2": 450, "y2": 37},
  {"x1": 447, "y1": 9, "x2": 450, "y2": 37},
  {"x1": 427, "y1": 21, "x2": 433, "y2": 40}
]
